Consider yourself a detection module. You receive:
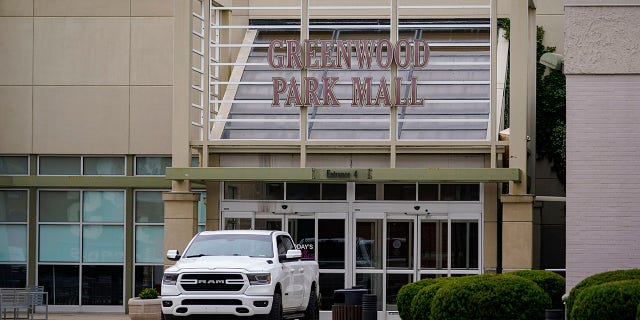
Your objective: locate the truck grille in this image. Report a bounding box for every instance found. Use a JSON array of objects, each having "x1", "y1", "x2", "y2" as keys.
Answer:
[{"x1": 180, "y1": 273, "x2": 245, "y2": 291}]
